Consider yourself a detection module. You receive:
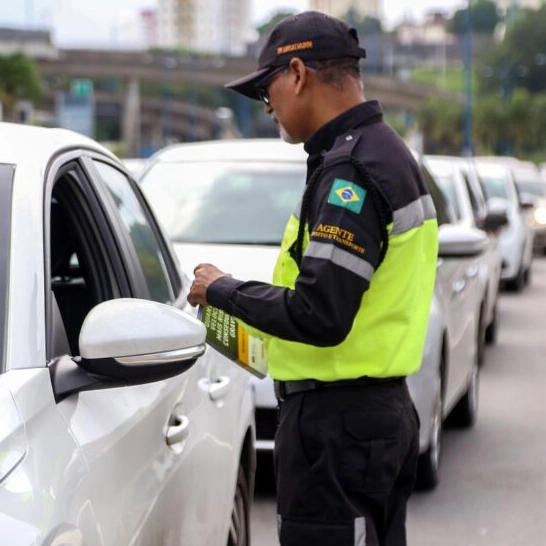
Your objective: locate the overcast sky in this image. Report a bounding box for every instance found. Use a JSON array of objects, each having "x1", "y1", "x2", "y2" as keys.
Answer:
[{"x1": 0, "y1": 0, "x2": 466, "y2": 47}]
